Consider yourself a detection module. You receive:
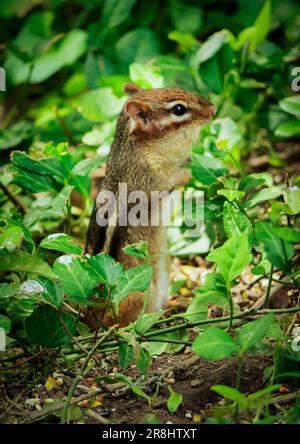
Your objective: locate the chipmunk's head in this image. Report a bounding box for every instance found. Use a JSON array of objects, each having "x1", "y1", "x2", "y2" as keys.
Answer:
[{"x1": 123, "y1": 83, "x2": 215, "y2": 141}]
